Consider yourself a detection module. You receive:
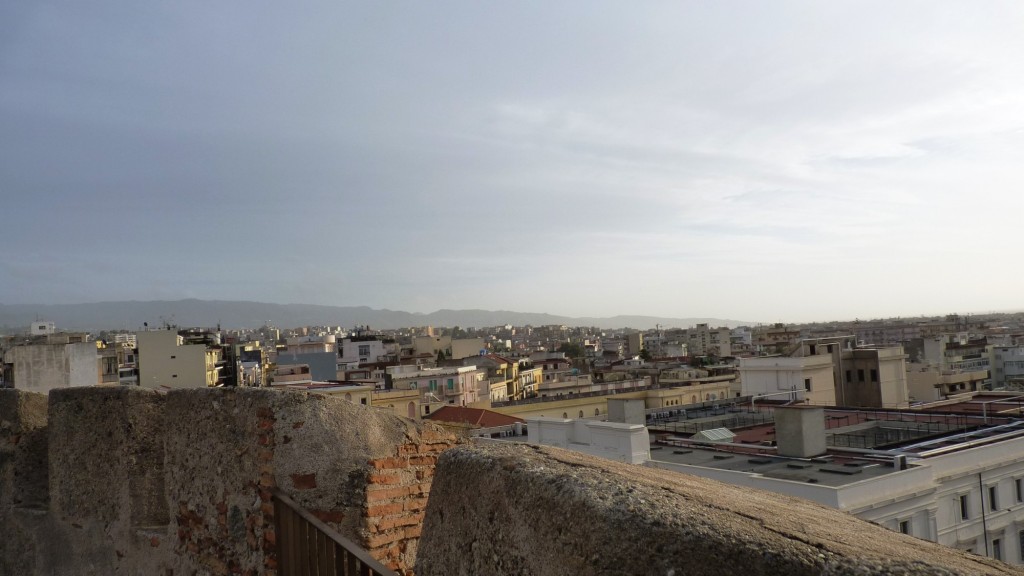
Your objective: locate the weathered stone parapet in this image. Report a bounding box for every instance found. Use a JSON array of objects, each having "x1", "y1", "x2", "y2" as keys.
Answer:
[
  {"x1": 0, "y1": 386, "x2": 457, "y2": 576},
  {"x1": 416, "y1": 443, "x2": 1016, "y2": 576},
  {"x1": 0, "y1": 389, "x2": 48, "y2": 509},
  {"x1": 164, "y1": 387, "x2": 457, "y2": 576},
  {"x1": 0, "y1": 389, "x2": 49, "y2": 576}
]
